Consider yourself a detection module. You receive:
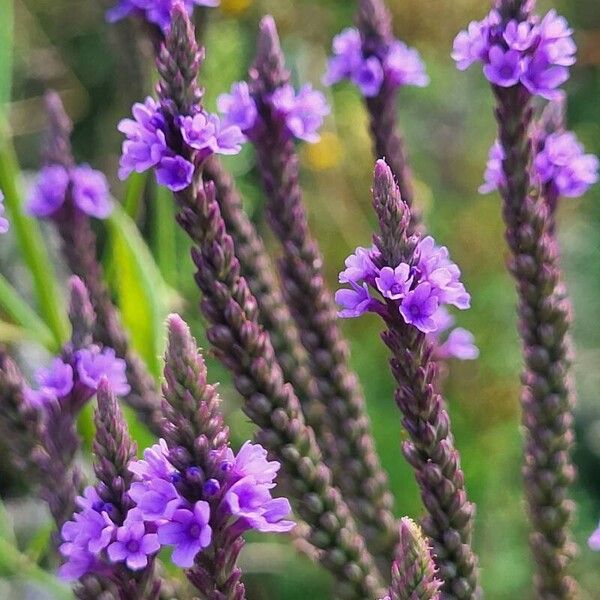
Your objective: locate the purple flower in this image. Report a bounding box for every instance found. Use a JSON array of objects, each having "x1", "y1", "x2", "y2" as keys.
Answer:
[
  {"x1": 0, "y1": 191, "x2": 8, "y2": 233},
  {"x1": 217, "y1": 82, "x2": 258, "y2": 133},
  {"x1": 521, "y1": 54, "x2": 569, "y2": 100},
  {"x1": 324, "y1": 27, "x2": 427, "y2": 96},
  {"x1": 157, "y1": 501, "x2": 212, "y2": 568},
  {"x1": 384, "y1": 41, "x2": 429, "y2": 88},
  {"x1": 179, "y1": 112, "x2": 244, "y2": 156},
  {"x1": 375, "y1": 264, "x2": 412, "y2": 300},
  {"x1": 451, "y1": 20, "x2": 489, "y2": 71},
  {"x1": 27, "y1": 165, "x2": 69, "y2": 217},
  {"x1": 437, "y1": 327, "x2": 479, "y2": 360},
  {"x1": 351, "y1": 57, "x2": 385, "y2": 97},
  {"x1": 339, "y1": 246, "x2": 379, "y2": 285},
  {"x1": 453, "y1": 8, "x2": 575, "y2": 99},
  {"x1": 503, "y1": 20, "x2": 538, "y2": 52},
  {"x1": 399, "y1": 283, "x2": 440, "y2": 333},
  {"x1": 118, "y1": 97, "x2": 169, "y2": 180},
  {"x1": 479, "y1": 141, "x2": 506, "y2": 194},
  {"x1": 589, "y1": 523, "x2": 600, "y2": 551},
  {"x1": 61, "y1": 506, "x2": 115, "y2": 555},
  {"x1": 129, "y1": 439, "x2": 175, "y2": 481},
  {"x1": 155, "y1": 155, "x2": 195, "y2": 191},
  {"x1": 76, "y1": 346, "x2": 131, "y2": 396},
  {"x1": 534, "y1": 131, "x2": 599, "y2": 197},
  {"x1": 25, "y1": 357, "x2": 74, "y2": 407},
  {"x1": 483, "y1": 46, "x2": 522, "y2": 87},
  {"x1": 223, "y1": 476, "x2": 295, "y2": 533},
  {"x1": 271, "y1": 84, "x2": 329, "y2": 143},
  {"x1": 107, "y1": 519, "x2": 160, "y2": 570},
  {"x1": 231, "y1": 441, "x2": 280, "y2": 485},
  {"x1": 335, "y1": 282, "x2": 376, "y2": 318},
  {"x1": 71, "y1": 165, "x2": 112, "y2": 219},
  {"x1": 58, "y1": 537, "x2": 96, "y2": 581},
  {"x1": 323, "y1": 28, "x2": 364, "y2": 86},
  {"x1": 107, "y1": 0, "x2": 219, "y2": 33},
  {"x1": 129, "y1": 479, "x2": 183, "y2": 520}
]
